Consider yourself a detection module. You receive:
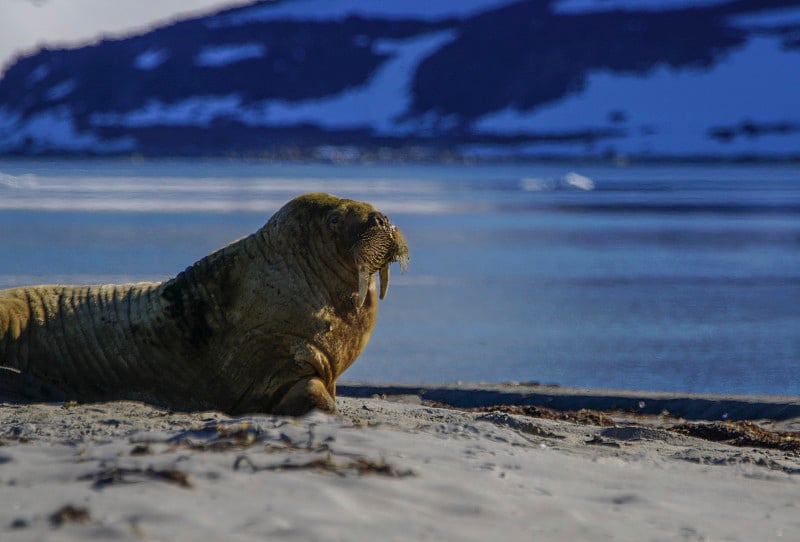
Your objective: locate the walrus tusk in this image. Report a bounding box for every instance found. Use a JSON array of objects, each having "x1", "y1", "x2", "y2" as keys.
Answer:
[
  {"x1": 356, "y1": 263, "x2": 389, "y2": 306},
  {"x1": 357, "y1": 265, "x2": 370, "y2": 308},
  {"x1": 379, "y1": 264, "x2": 390, "y2": 300}
]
